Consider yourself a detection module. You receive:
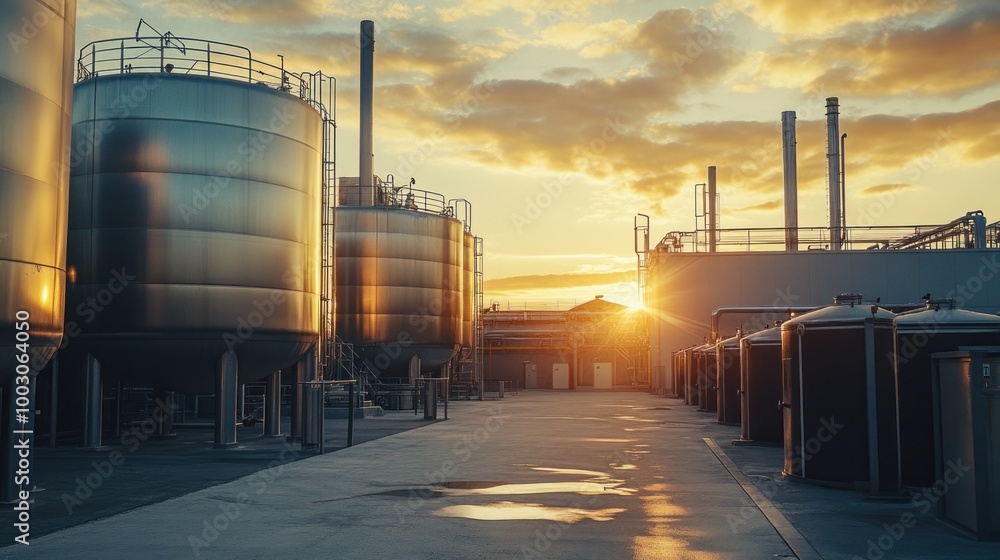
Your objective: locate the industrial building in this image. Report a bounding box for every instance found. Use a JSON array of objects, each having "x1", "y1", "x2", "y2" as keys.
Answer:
[
  {"x1": 482, "y1": 297, "x2": 648, "y2": 390},
  {"x1": 640, "y1": 96, "x2": 1000, "y2": 534}
]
